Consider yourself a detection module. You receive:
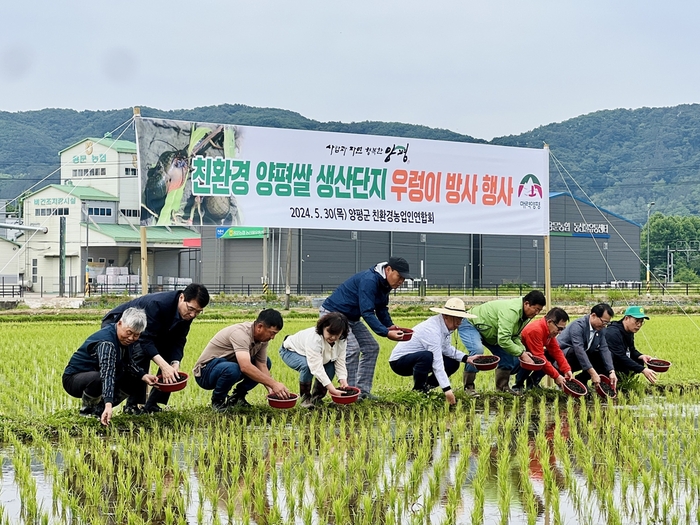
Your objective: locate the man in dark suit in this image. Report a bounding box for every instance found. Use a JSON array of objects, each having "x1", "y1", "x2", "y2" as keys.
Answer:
[
  {"x1": 557, "y1": 303, "x2": 618, "y2": 389},
  {"x1": 102, "y1": 283, "x2": 210, "y2": 413}
]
